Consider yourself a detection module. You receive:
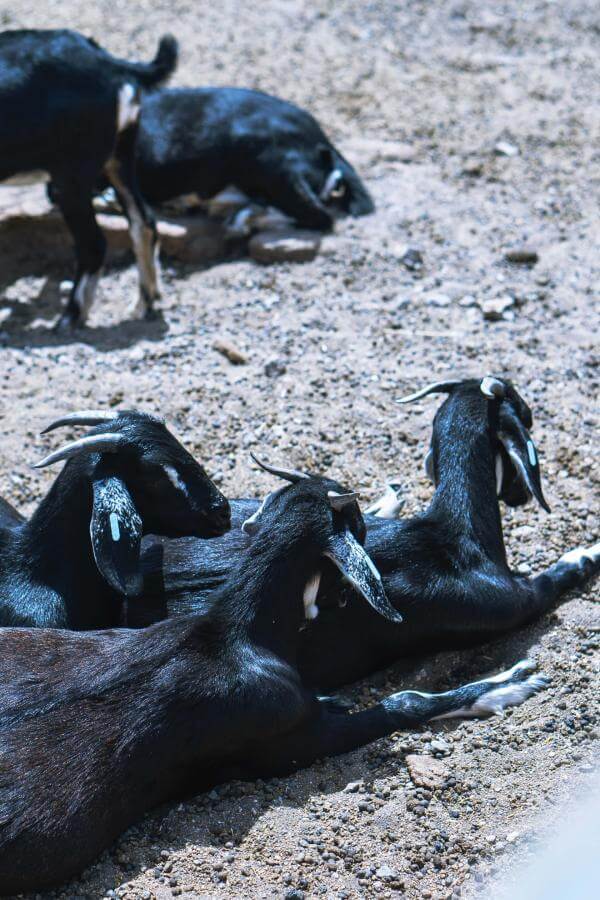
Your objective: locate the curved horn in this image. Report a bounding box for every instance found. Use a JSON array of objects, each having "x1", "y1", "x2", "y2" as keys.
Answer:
[
  {"x1": 328, "y1": 490, "x2": 359, "y2": 511},
  {"x1": 480, "y1": 375, "x2": 506, "y2": 400},
  {"x1": 396, "y1": 379, "x2": 462, "y2": 404},
  {"x1": 33, "y1": 433, "x2": 126, "y2": 469},
  {"x1": 250, "y1": 452, "x2": 310, "y2": 484},
  {"x1": 41, "y1": 410, "x2": 117, "y2": 434}
]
